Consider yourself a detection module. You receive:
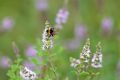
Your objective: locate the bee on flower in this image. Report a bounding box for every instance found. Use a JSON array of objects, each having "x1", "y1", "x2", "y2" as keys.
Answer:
[{"x1": 42, "y1": 21, "x2": 56, "y2": 50}]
